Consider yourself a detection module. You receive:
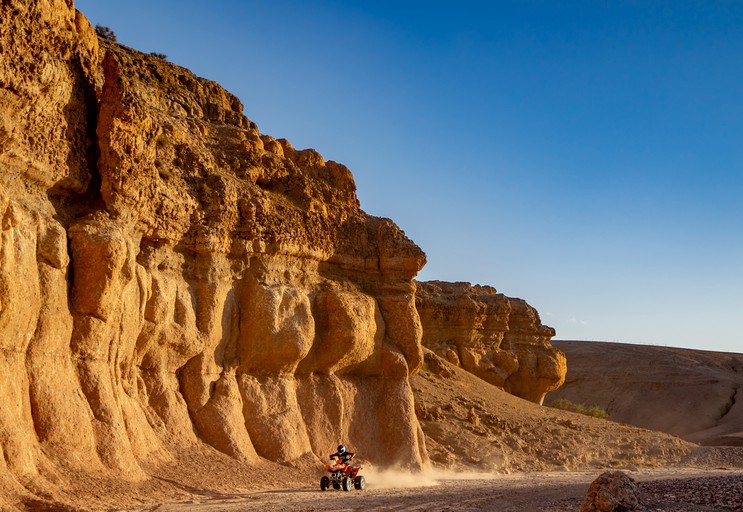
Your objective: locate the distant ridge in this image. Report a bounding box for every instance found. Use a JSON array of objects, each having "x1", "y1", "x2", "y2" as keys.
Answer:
[
  {"x1": 555, "y1": 339, "x2": 741, "y2": 356},
  {"x1": 548, "y1": 340, "x2": 743, "y2": 446}
]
